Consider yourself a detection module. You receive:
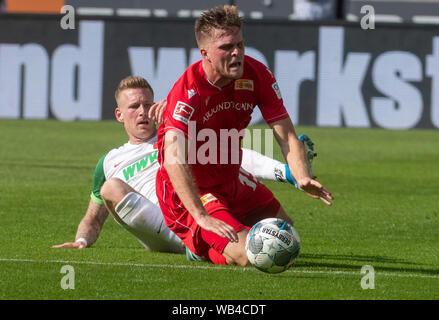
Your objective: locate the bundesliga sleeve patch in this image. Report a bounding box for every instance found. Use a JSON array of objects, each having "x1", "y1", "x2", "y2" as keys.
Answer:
[
  {"x1": 272, "y1": 82, "x2": 282, "y2": 99},
  {"x1": 173, "y1": 101, "x2": 194, "y2": 125}
]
